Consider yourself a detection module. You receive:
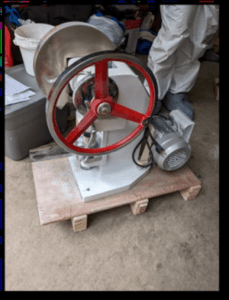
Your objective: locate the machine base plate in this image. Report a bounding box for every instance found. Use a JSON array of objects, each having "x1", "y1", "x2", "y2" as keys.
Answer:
[{"x1": 68, "y1": 156, "x2": 150, "y2": 202}]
